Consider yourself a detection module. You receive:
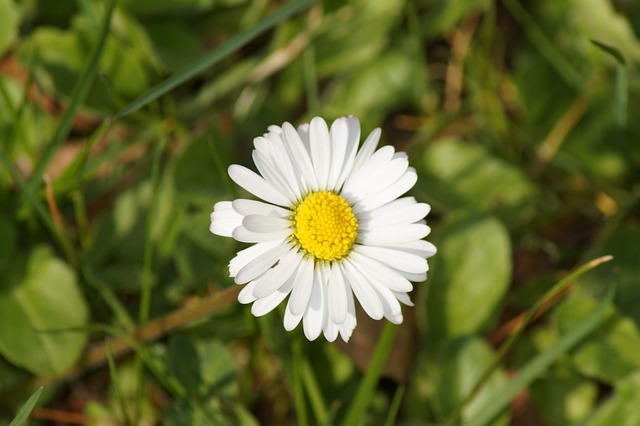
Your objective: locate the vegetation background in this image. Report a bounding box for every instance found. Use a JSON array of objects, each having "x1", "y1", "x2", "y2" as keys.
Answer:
[{"x1": 1, "y1": 0, "x2": 639, "y2": 424}]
